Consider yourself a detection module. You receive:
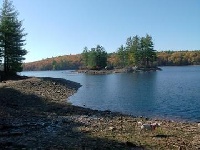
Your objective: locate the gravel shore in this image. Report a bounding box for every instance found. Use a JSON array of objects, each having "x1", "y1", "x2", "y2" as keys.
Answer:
[{"x1": 0, "y1": 77, "x2": 199, "y2": 149}]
